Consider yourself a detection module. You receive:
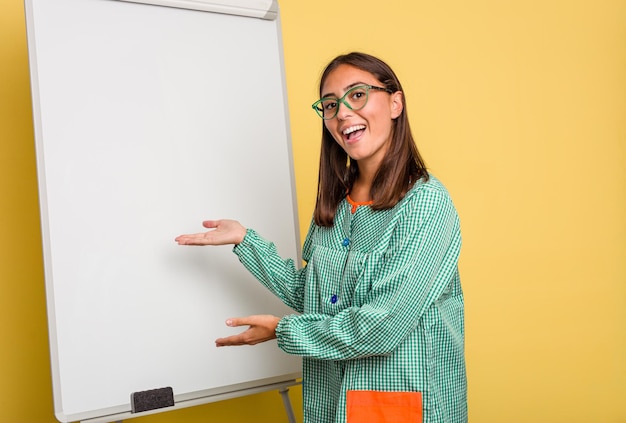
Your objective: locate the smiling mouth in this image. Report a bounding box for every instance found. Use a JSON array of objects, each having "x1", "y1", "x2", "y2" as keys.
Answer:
[{"x1": 343, "y1": 124, "x2": 366, "y2": 141}]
